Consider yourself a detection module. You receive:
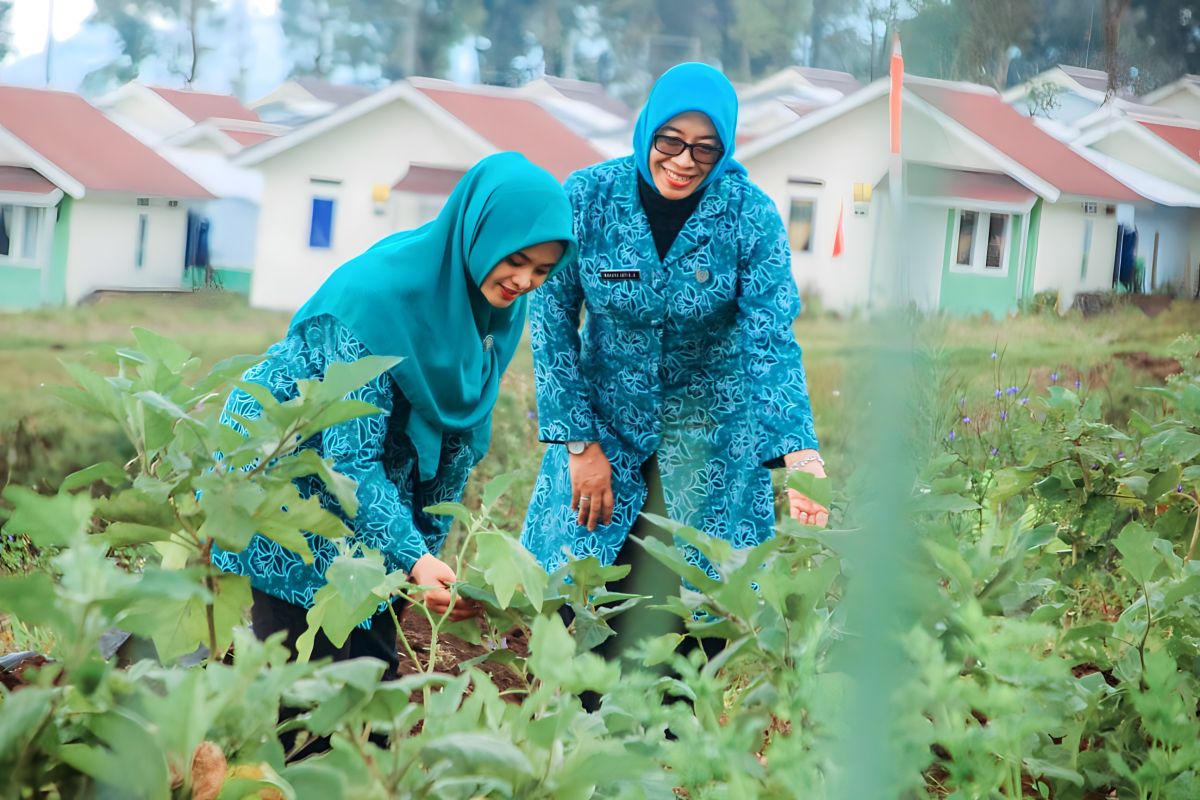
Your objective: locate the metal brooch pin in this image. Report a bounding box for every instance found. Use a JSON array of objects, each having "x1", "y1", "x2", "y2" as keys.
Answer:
[
  {"x1": 482, "y1": 334, "x2": 494, "y2": 352},
  {"x1": 695, "y1": 269, "x2": 710, "y2": 283}
]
